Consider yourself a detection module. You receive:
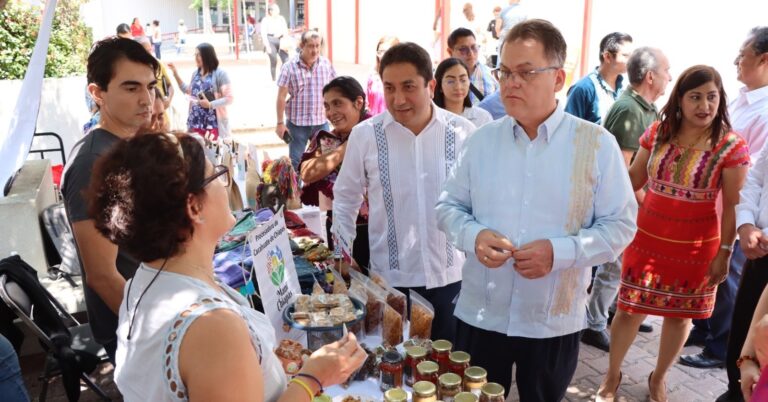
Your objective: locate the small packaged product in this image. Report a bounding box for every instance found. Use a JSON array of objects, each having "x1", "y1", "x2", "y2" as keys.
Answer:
[
  {"x1": 330, "y1": 267, "x2": 349, "y2": 295},
  {"x1": 382, "y1": 303, "x2": 404, "y2": 347},
  {"x1": 409, "y1": 289, "x2": 435, "y2": 340}
]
